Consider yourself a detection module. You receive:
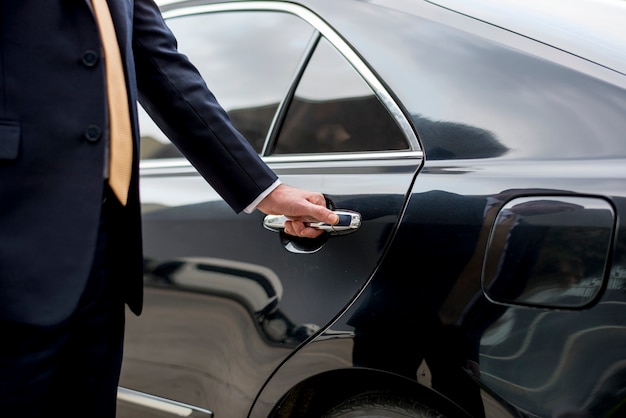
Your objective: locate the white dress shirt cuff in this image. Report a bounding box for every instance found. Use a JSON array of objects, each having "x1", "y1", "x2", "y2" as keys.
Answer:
[{"x1": 243, "y1": 179, "x2": 282, "y2": 214}]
